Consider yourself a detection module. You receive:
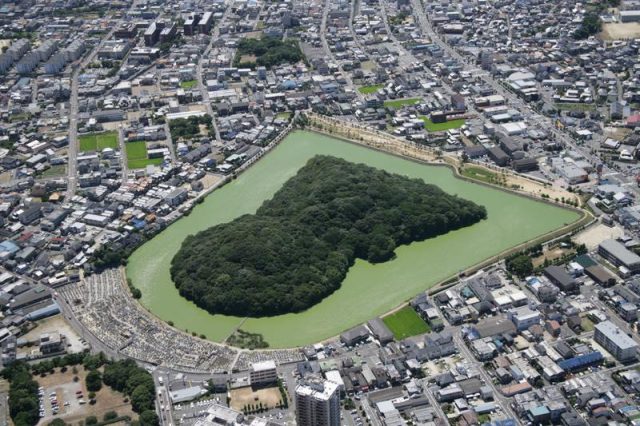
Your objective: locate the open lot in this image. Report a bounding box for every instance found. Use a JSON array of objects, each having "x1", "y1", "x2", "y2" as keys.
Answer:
[
  {"x1": 125, "y1": 141, "x2": 163, "y2": 169},
  {"x1": 383, "y1": 98, "x2": 420, "y2": 108},
  {"x1": 421, "y1": 117, "x2": 465, "y2": 132},
  {"x1": 18, "y1": 314, "x2": 86, "y2": 358},
  {"x1": 383, "y1": 306, "x2": 430, "y2": 340},
  {"x1": 229, "y1": 386, "x2": 283, "y2": 411},
  {"x1": 79, "y1": 131, "x2": 118, "y2": 152},
  {"x1": 555, "y1": 103, "x2": 596, "y2": 112},
  {"x1": 40, "y1": 165, "x2": 66, "y2": 178},
  {"x1": 36, "y1": 368, "x2": 136, "y2": 425},
  {"x1": 601, "y1": 22, "x2": 640, "y2": 40}
]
